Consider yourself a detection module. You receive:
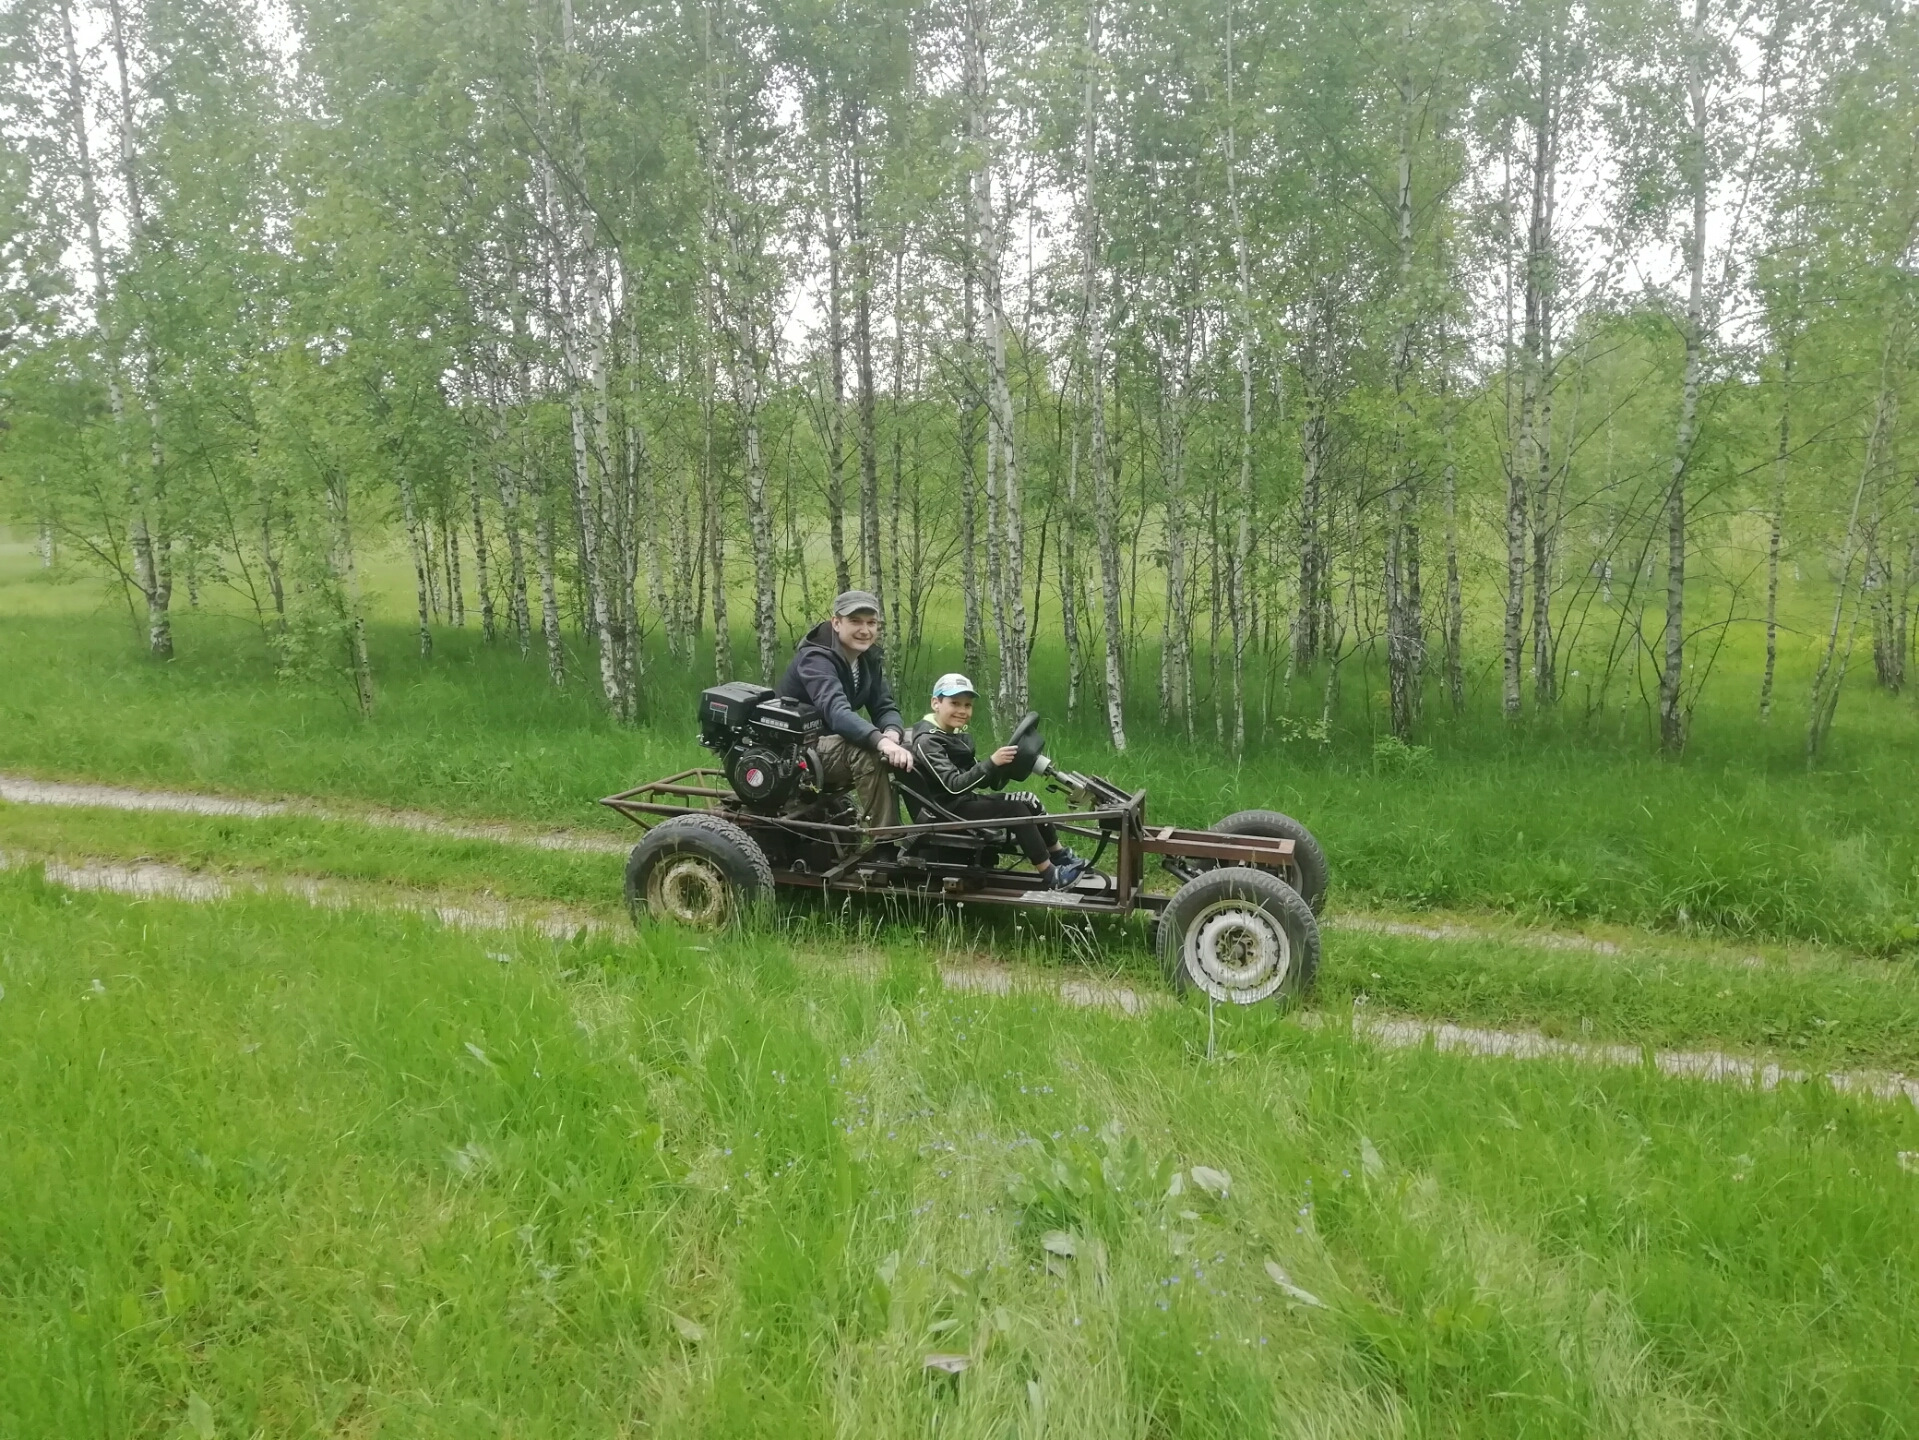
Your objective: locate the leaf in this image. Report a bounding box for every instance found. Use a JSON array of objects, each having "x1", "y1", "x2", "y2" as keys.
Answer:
[
  {"x1": 1190, "y1": 1165, "x2": 1231, "y2": 1199},
  {"x1": 1040, "y1": 1230, "x2": 1078, "y2": 1258},
  {"x1": 923, "y1": 1352, "x2": 971, "y2": 1375},
  {"x1": 669, "y1": 1313, "x2": 705, "y2": 1343},
  {"x1": 1360, "y1": 1136, "x2": 1385, "y2": 1178},
  {"x1": 185, "y1": 1392, "x2": 216, "y2": 1440},
  {"x1": 1265, "y1": 1260, "x2": 1328, "y2": 1309}
]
